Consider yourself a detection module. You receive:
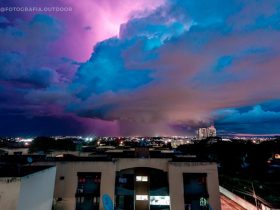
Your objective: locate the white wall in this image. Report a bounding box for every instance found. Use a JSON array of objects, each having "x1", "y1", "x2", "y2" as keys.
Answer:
[
  {"x1": 17, "y1": 167, "x2": 56, "y2": 210},
  {"x1": 0, "y1": 178, "x2": 21, "y2": 210},
  {"x1": 116, "y1": 158, "x2": 170, "y2": 172},
  {"x1": 51, "y1": 159, "x2": 221, "y2": 210},
  {"x1": 168, "y1": 162, "x2": 221, "y2": 210},
  {"x1": 53, "y1": 161, "x2": 116, "y2": 210}
]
